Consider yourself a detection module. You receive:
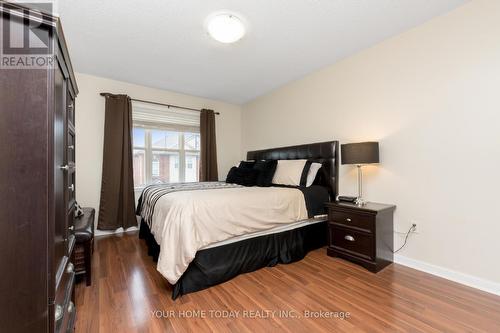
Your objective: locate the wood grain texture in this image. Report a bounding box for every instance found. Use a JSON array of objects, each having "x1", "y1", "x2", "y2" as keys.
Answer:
[
  {"x1": 0, "y1": 6, "x2": 78, "y2": 331},
  {"x1": 75, "y1": 232, "x2": 500, "y2": 333},
  {"x1": 326, "y1": 202, "x2": 395, "y2": 273}
]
